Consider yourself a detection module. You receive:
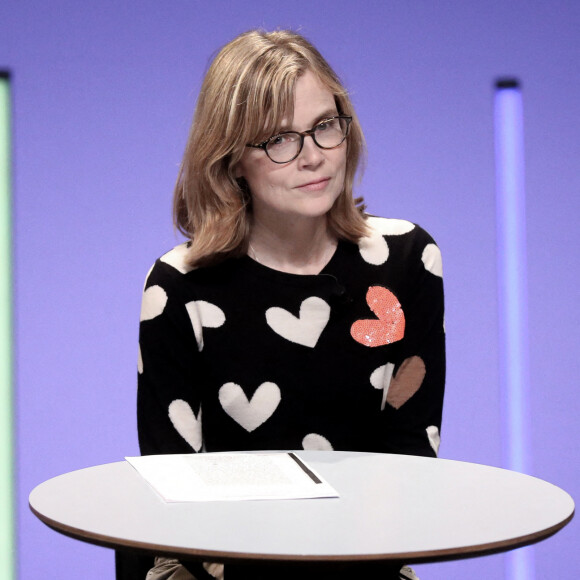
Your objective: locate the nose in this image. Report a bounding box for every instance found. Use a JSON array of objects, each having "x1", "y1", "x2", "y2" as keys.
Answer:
[{"x1": 297, "y1": 134, "x2": 324, "y2": 168}]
